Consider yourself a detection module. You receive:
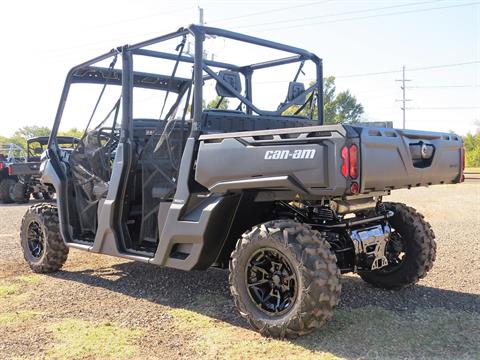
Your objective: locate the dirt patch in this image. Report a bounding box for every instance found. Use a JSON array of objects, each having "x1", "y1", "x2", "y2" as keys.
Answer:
[{"x1": 0, "y1": 184, "x2": 479, "y2": 359}]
